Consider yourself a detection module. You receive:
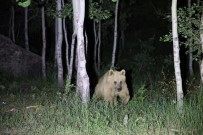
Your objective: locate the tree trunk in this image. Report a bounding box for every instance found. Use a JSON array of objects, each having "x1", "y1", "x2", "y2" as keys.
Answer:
[
  {"x1": 73, "y1": 0, "x2": 90, "y2": 103},
  {"x1": 54, "y1": 18, "x2": 58, "y2": 69},
  {"x1": 61, "y1": 0, "x2": 70, "y2": 78},
  {"x1": 56, "y1": 0, "x2": 64, "y2": 87},
  {"x1": 98, "y1": 21, "x2": 101, "y2": 71},
  {"x1": 200, "y1": 9, "x2": 203, "y2": 83},
  {"x1": 188, "y1": 0, "x2": 194, "y2": 77},
  {"x1": 93, "y1": 21, "x2": 98, "y2": 73},
  {"x1": 41, "y1": 0, "x2": 46, "y2": 79},
  {"x1": 68, "y1": 31, "x2": 76, "y2": 80},
  {"x1": 111, "y1": 0, "x2": 119, "y2": 68},
  {"x1": 25, "y1": 7, "x2": 29, "y2": 51},
  {"x1": 120, "y1": 30, "x2": 125, "y2": 50},
  {"x1": 172, "y1": 0, "x2": 184, "y2": 113},
  {"x1": 9, "y1": 4, "x2": 15, "y2": 43}
]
